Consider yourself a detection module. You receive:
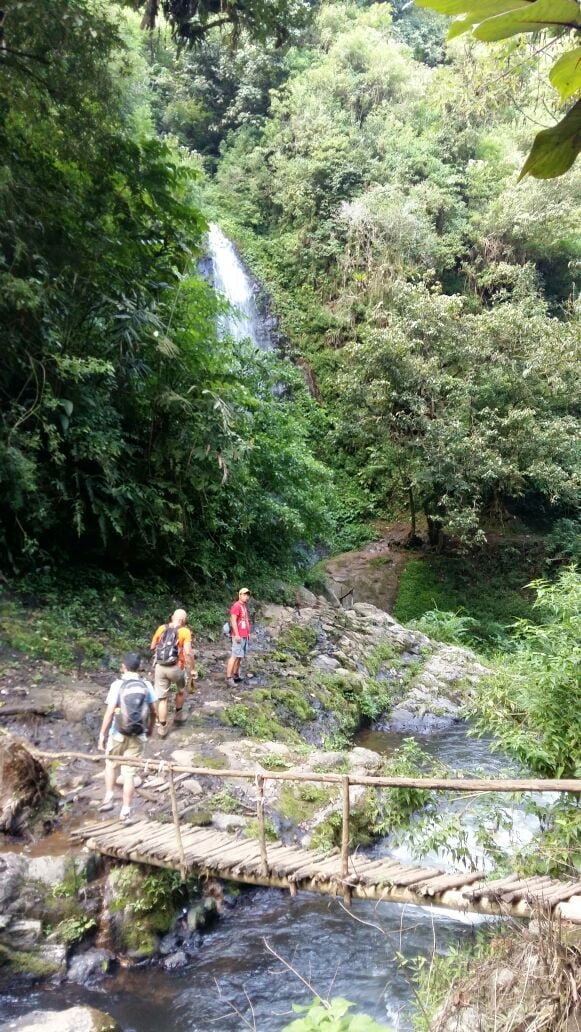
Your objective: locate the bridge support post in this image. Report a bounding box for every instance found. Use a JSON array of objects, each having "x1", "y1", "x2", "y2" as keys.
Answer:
[
  {"x1": 168, "y1": 767, "x2": 187, "y2": 881},
  {"x1": 256, "y1": 774, "x2": 269, "y2": 877},
  {"x1": 341, "y1": 775, "x2": 352, "y2": 906}
]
